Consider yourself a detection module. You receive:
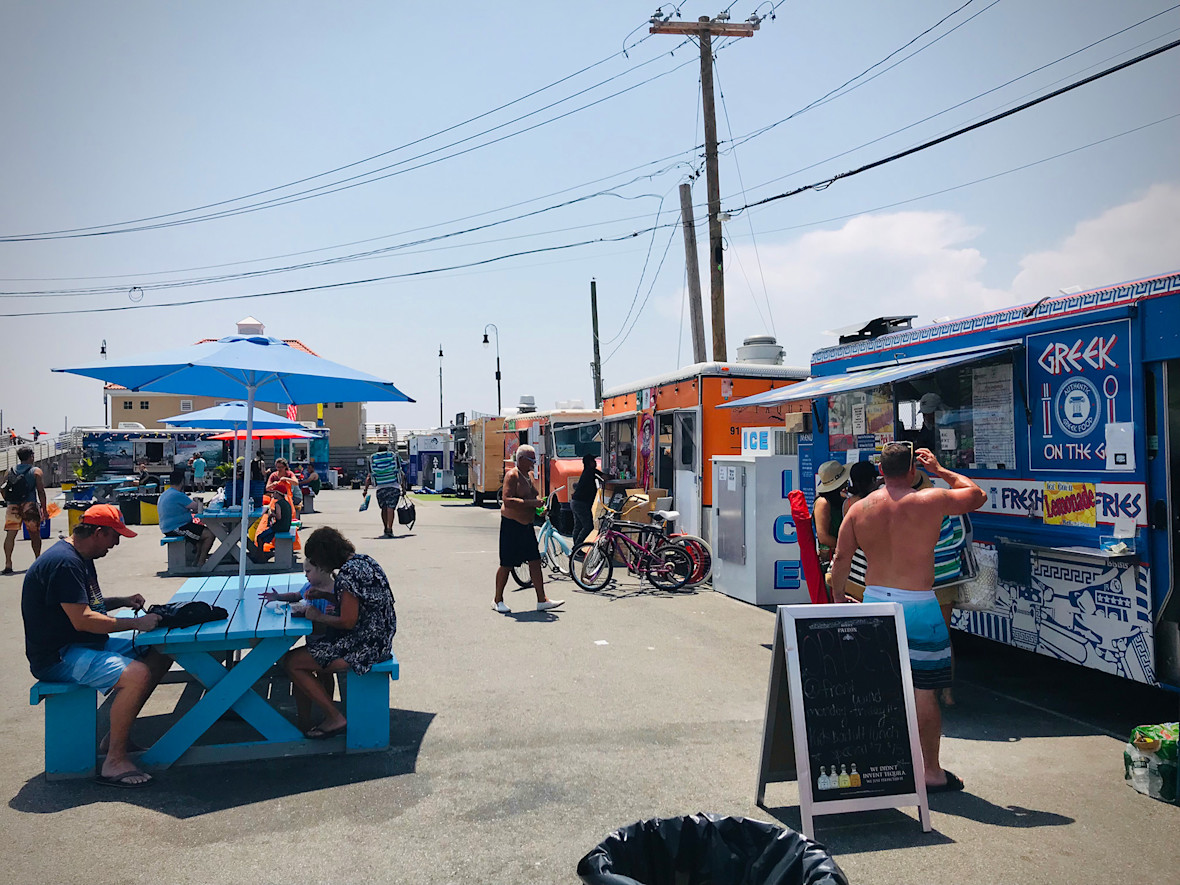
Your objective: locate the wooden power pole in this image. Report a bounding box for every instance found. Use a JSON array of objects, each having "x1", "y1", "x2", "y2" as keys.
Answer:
[
  {"x1": 590, "y1": 279, "x2": 604, "y2": 408},
  {"x1": 651, "y1": 13, "x2": 759, "y2": 363},
  {"x1": 678, "y1": 182, "x2": 707, "y2": 364}
]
